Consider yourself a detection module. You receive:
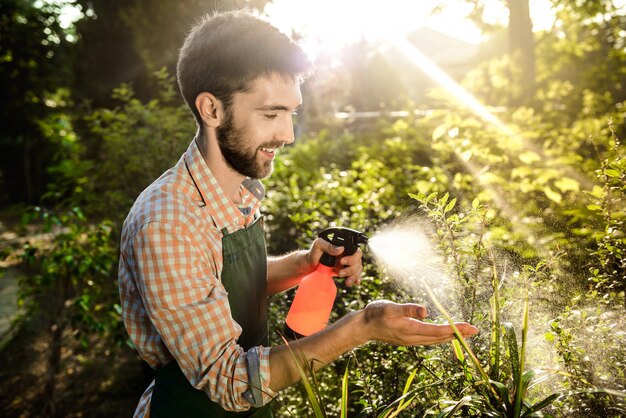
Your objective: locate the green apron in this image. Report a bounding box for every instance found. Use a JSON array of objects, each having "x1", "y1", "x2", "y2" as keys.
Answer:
[{"x1": 151, "y1": 217, "x2": 273, "y2": 417}]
